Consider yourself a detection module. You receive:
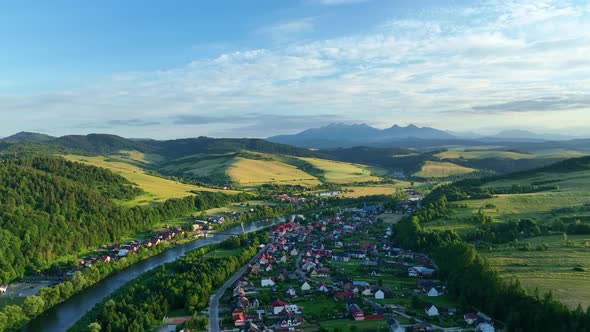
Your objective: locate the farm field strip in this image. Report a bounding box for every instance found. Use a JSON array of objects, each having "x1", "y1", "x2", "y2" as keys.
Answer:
[{"x1": 63, "y1": 155, "x2": 237, "y2": 205}]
